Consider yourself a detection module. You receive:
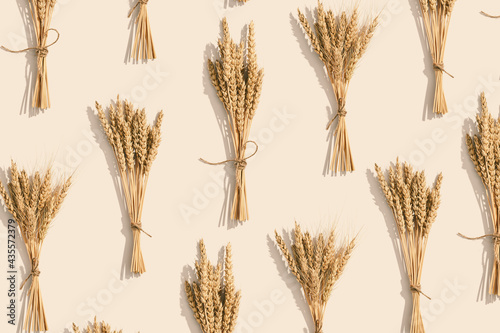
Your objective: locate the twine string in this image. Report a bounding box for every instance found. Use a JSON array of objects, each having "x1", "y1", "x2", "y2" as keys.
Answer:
[
  {"x1": 326, "y1": 98, "x2": 347, "y2": 130},
  {"x1": 128, "y1": 0, "x2": 149, "y2": 18},
  {"x1": 131, "y1": 221, "x2": 152, "y2": 238},
  {"x1": 20, "y1": 258, "x2": 40, "y2": 290},
  {"x1": 480, "y1": 11, "x2": 500, "y2": 19},
  {"x1": 200, "y1": 141, "x2": 259, "y2": 189},
  {"x1": 1, "y1": 28, "x2": 60, "y2": 57},
  {"x1": 458, "y1": 232, "x2": 500, "y2": 262},
  {"x1": 410, "y1": 284, "x2": 431, "y2": 300},
  {"x1": 433, "y1": 62, "x2": 454, "y2": 78}
]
